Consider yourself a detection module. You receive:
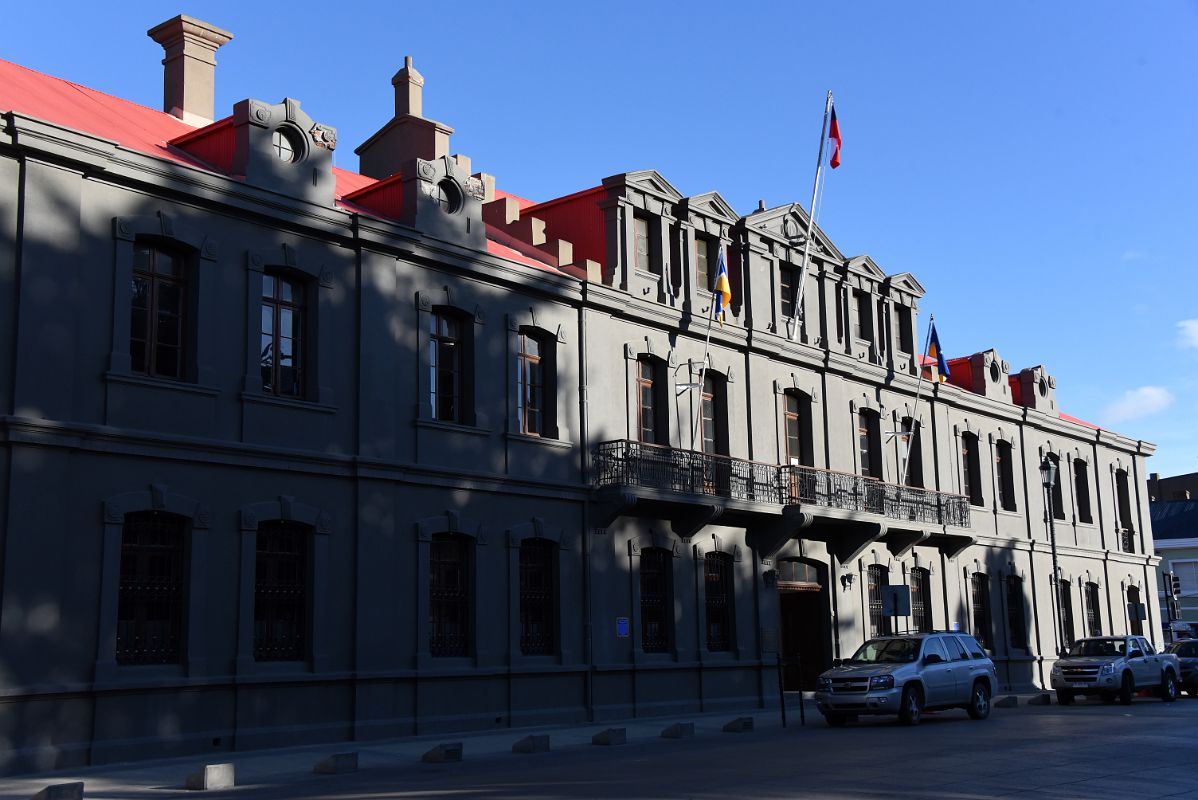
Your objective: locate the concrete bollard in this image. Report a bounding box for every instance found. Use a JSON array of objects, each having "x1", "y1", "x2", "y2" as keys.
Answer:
[
  {"x1": 421, "y1": 742, "x2": 463, "y2": 764},
  {"x1": 994, "y1": 695, "x2": 1018, "y2": 708},
  {"x1": 31, "y1": 783, "x2": 84, "y2": 800},
  {"x1": 512, "y1": 734, "x2": 551, "y2": 754},
  {"x1": 591, "y1": 727, "x2": 627, "y2": 746},
  {"x1": 313, "y1": 752, "x2": 358, "y2": 774},
  {"x1": 722, "y1": 716, "x2": 754, "y2": 733},
  {"x1": 660, "y1": 722, "x2": 694, "y2": 739},
  {"x1": 184, "y1": 764, "x2": 235, "y2": 791},
  {"x1": 1028, "y1": 693, "x2": 1053, "y2": 706}
]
